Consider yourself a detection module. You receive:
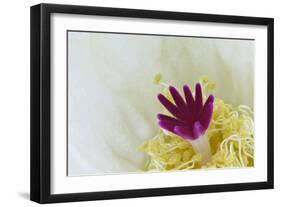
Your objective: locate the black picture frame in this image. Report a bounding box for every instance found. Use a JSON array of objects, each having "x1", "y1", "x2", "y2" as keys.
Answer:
[{"x1": 30, "y1": 3, "x2": 274, "y2": 204}]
